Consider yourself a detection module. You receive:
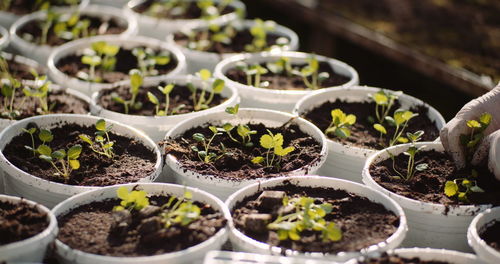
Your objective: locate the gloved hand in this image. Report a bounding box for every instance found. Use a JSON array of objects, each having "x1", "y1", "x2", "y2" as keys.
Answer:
[{"x1": 440, "y1": 83, "x2": 500, "y2": 180}]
